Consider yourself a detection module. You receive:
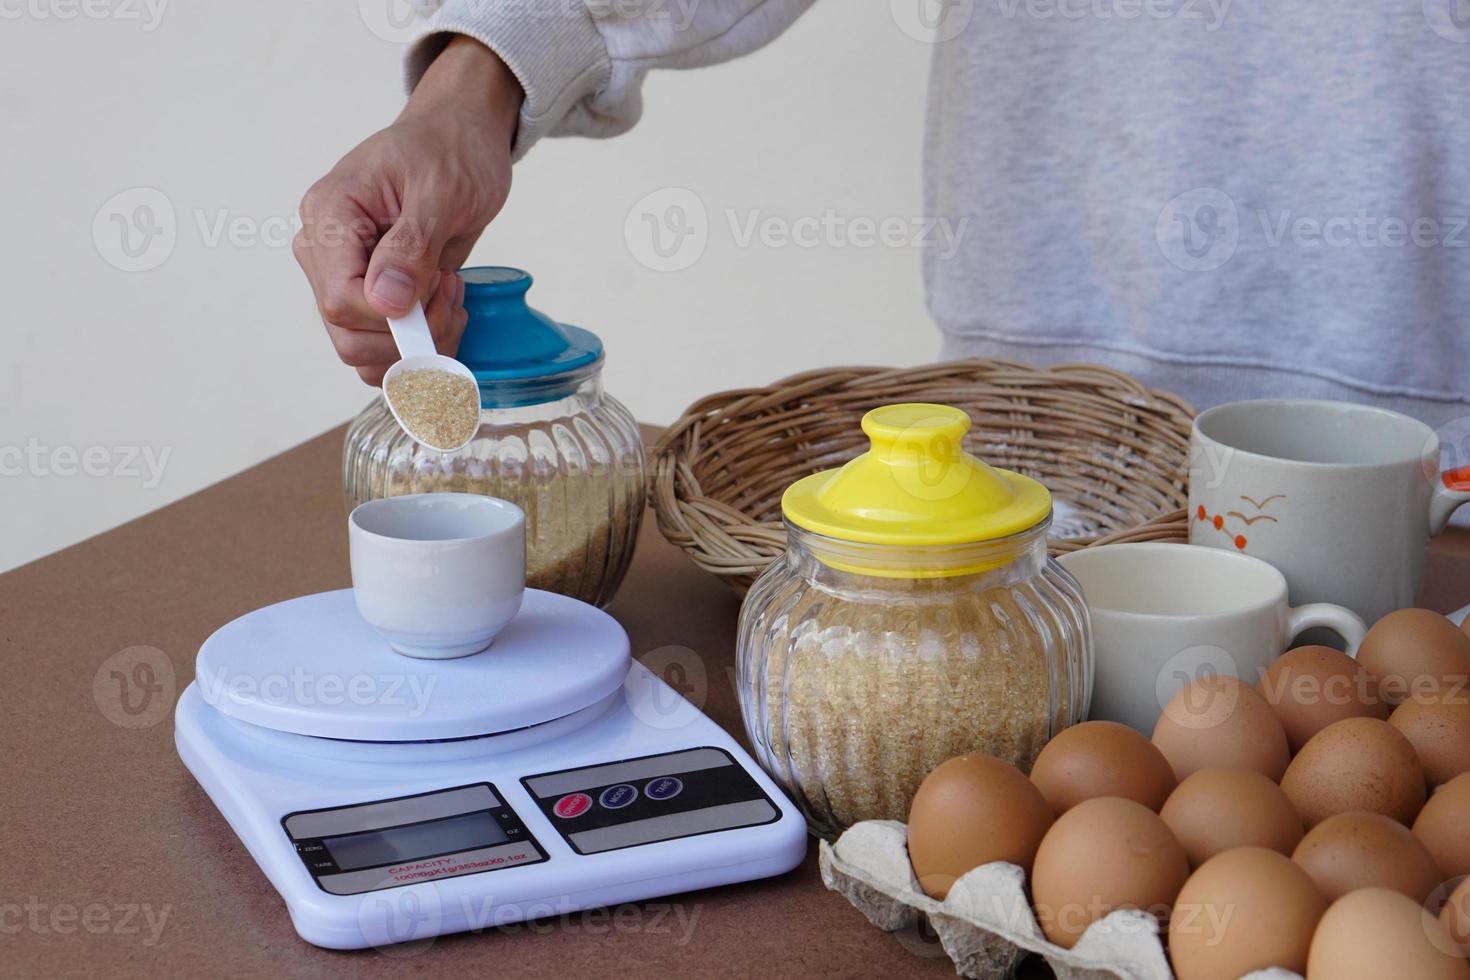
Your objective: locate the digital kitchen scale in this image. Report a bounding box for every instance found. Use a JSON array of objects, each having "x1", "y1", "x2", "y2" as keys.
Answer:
[{"x1": 174, "y1": 588, "x2": 807, "y2": 949}]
